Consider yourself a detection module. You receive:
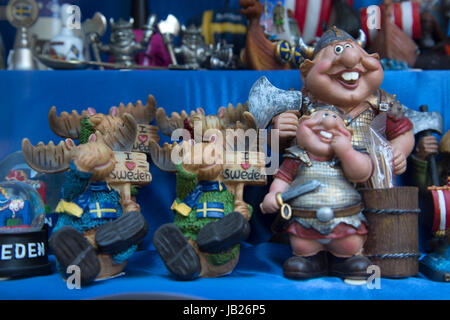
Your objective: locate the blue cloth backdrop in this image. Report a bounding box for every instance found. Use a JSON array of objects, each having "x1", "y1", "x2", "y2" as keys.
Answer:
[{"x1": 0, "y1": 69, "x2": 449, "y2": 300}]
